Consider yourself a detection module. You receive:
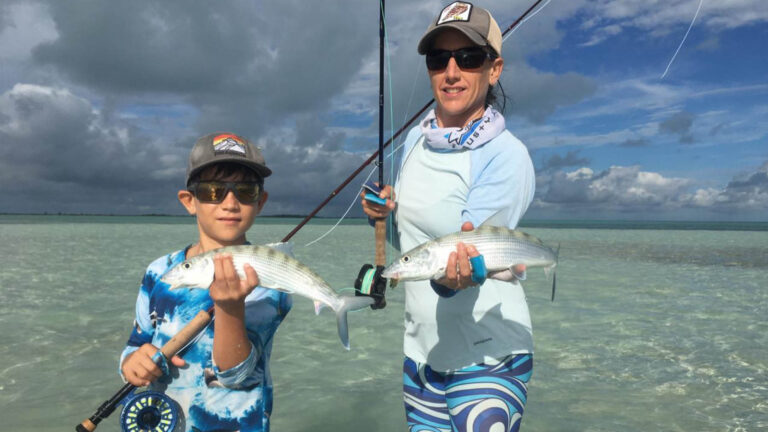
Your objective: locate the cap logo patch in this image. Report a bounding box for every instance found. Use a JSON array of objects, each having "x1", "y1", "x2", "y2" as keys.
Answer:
[
  {"x1": 437, "y1": 2, "x2": 472, "y2": 25},
  {"x1": 212, "y1": 133, "x2": 246, "y2": 156}
]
